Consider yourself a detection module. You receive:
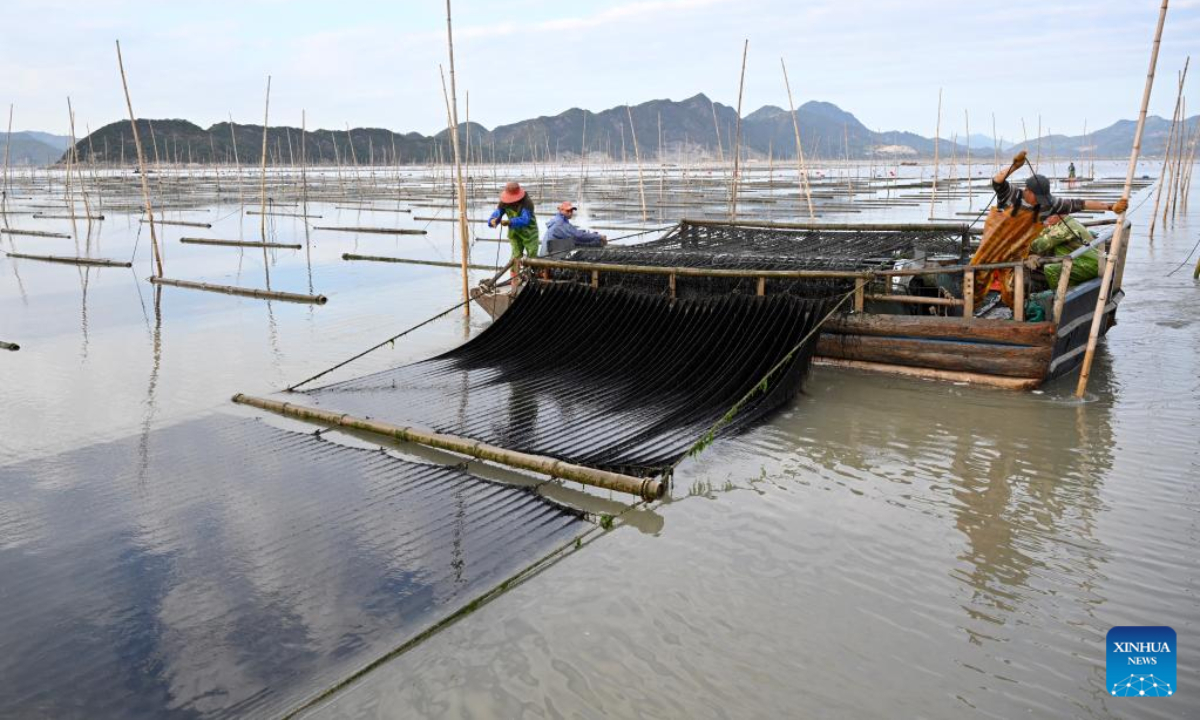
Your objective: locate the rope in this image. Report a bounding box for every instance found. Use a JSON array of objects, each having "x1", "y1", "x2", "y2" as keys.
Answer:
[{"x1": 285, "y1": 296, "x2": 472, "y2": 392}]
